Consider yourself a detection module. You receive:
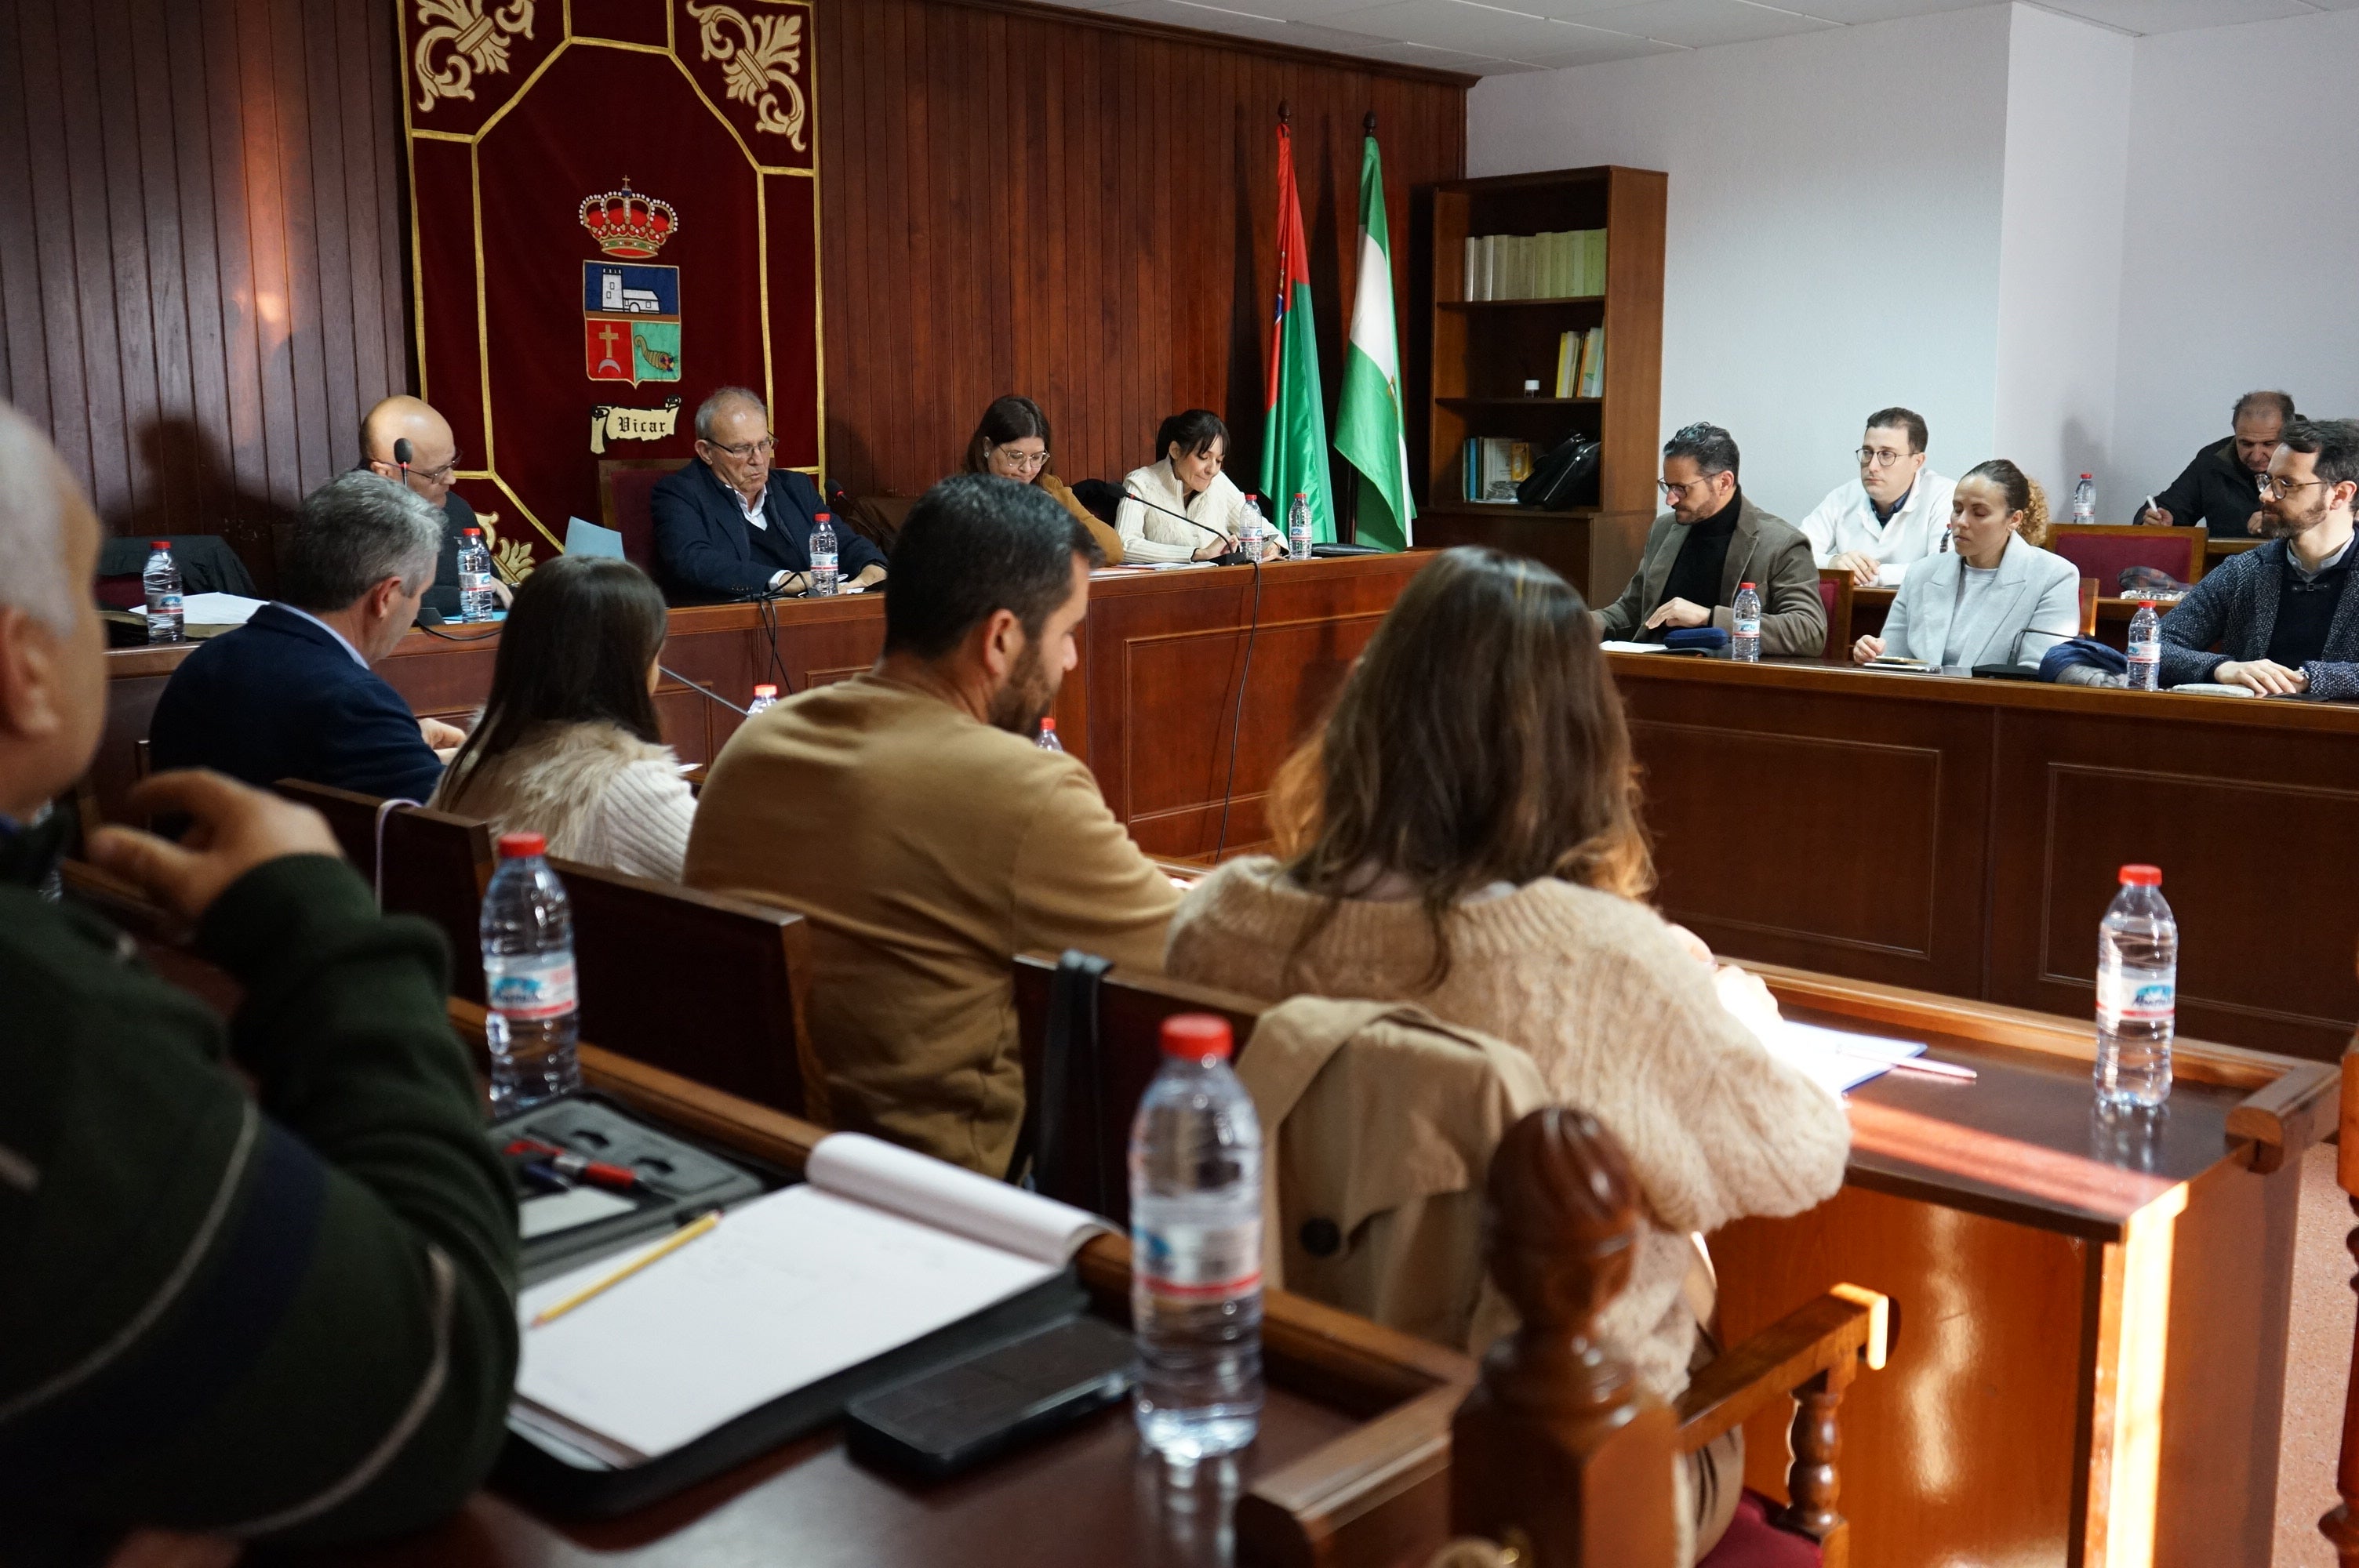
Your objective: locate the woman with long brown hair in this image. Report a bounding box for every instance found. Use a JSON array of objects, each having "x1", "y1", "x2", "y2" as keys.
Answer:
[
  {"x1": 961, "y1": 395, "x2": 1123, "y2": 564},
  {"x1": 1165, "y1": 546, "x2": 1847, "y2": 1565}
]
